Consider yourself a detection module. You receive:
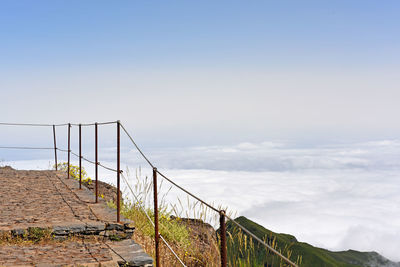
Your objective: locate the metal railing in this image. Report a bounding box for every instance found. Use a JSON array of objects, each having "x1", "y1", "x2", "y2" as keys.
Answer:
[{"x1": 0, "y1": 120, "x2": 299, "y2": 267}]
